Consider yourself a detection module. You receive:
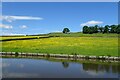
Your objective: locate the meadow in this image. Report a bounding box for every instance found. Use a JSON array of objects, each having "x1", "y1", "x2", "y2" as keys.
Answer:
[{"x1": 1, "y1": 33, "x2": 119, "y2": 57}]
